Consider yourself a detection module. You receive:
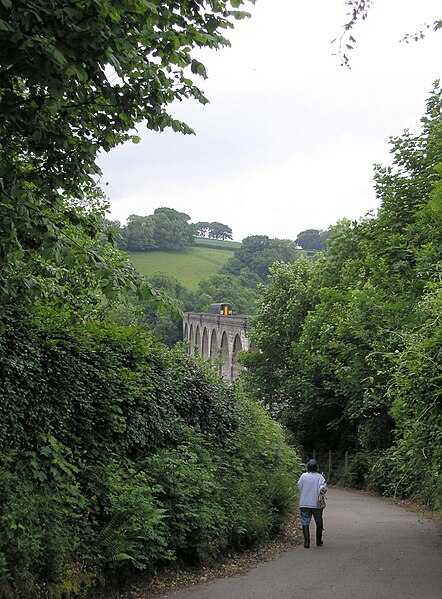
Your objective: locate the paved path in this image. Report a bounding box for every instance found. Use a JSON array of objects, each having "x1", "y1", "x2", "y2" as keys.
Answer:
[{"x1": 161, "y1": 488, "x2": 442, "y2": 599}]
